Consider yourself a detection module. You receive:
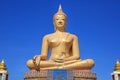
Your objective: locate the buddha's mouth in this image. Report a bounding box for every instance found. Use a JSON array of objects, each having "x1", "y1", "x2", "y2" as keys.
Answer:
[
  {"x1": 57, "y1": 24, "x2": 64, "y2": 27},
  {"x1": 57, "y1": 23, "x2": 63, "y2": 25}
]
